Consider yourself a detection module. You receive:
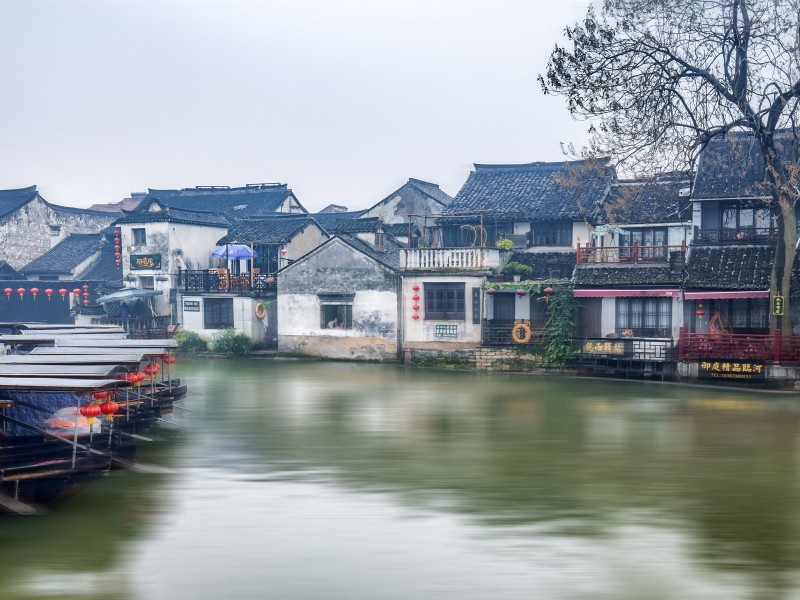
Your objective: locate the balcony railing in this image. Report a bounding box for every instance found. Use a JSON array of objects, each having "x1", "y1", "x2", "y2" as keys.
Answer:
[
  {"x1": 401, "y1": 247, "x2": 501, "y2": 270},
  {"x1": 177, "y1": 270, "x2": 277, "y2": 294},
  {"x1": 576, "y1": 243, "x2": 686, "y2": 265},
  {"x1": 693, "y1": 227, "x2": 776, "y2": 245},
  {"x1": 482, "y1": 321, "x2": 547, "y2": 346},
  {"x1": 678, "y1": 327, "x2": 800, "y2": 364}
]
